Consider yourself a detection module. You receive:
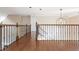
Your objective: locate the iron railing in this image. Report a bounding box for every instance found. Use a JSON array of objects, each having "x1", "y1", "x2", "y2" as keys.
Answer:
[
  {"x1": 36, "y1": 23, "x2": 79, "y2": 47},
  {"x1": 0, "y1": 23, "x2": 31, "y2": 51}
]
